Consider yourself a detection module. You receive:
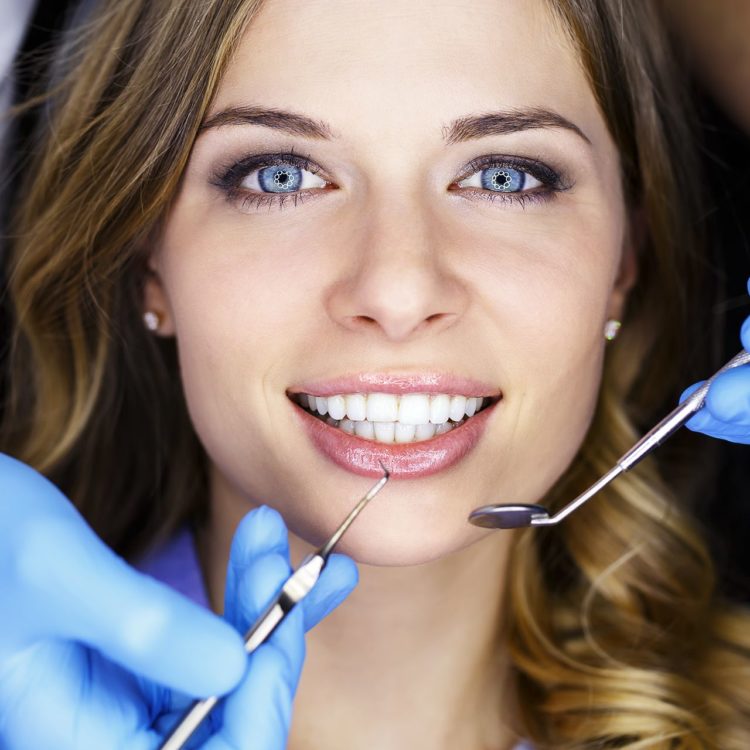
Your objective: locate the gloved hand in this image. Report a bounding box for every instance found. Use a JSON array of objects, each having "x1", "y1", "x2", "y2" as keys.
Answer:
[
  {"x1": 0, "y1": 452, "x2": 358, "y2": 749},
  {"x1": 680, "y1": 278, "x2": 750, "y2": 444}
]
